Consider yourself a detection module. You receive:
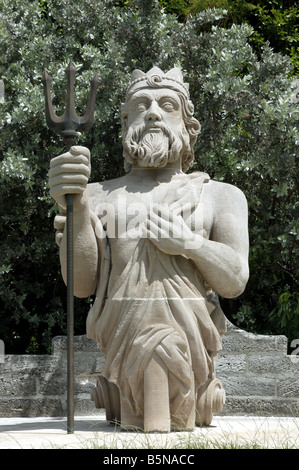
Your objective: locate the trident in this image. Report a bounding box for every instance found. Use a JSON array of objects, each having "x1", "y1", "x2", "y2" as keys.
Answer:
[{"x1": 42, "y1": 62, "x2": 99, "y2": 434}]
